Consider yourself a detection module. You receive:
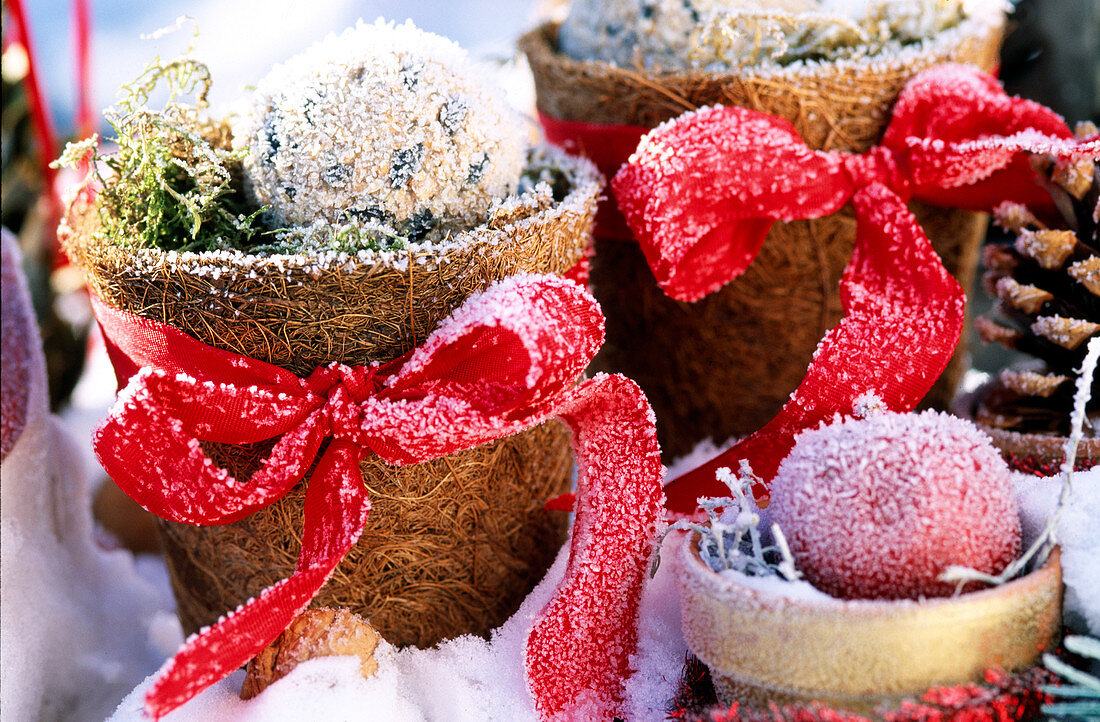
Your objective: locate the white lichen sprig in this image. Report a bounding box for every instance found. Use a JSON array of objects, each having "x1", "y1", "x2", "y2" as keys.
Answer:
[
  {"x1": 651, "y1": 460, "x2": 800, "y2": 582},
  {"x1": 940, "y1": 337, "x2": 1100, "y2": 593}
]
